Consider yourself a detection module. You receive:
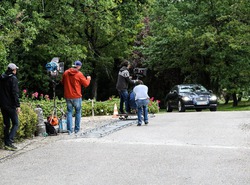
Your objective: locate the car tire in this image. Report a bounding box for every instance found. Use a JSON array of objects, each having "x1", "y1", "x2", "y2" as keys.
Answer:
[
  {"x1": 210, "y1": 107, "x2": 217, "y2": 111},
  {"x1": 166, "y1": 101, "x2": 173, "y2": 112},
  {"x1": 178, "y1": 100, "x2": 185, "y2": 112}
]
